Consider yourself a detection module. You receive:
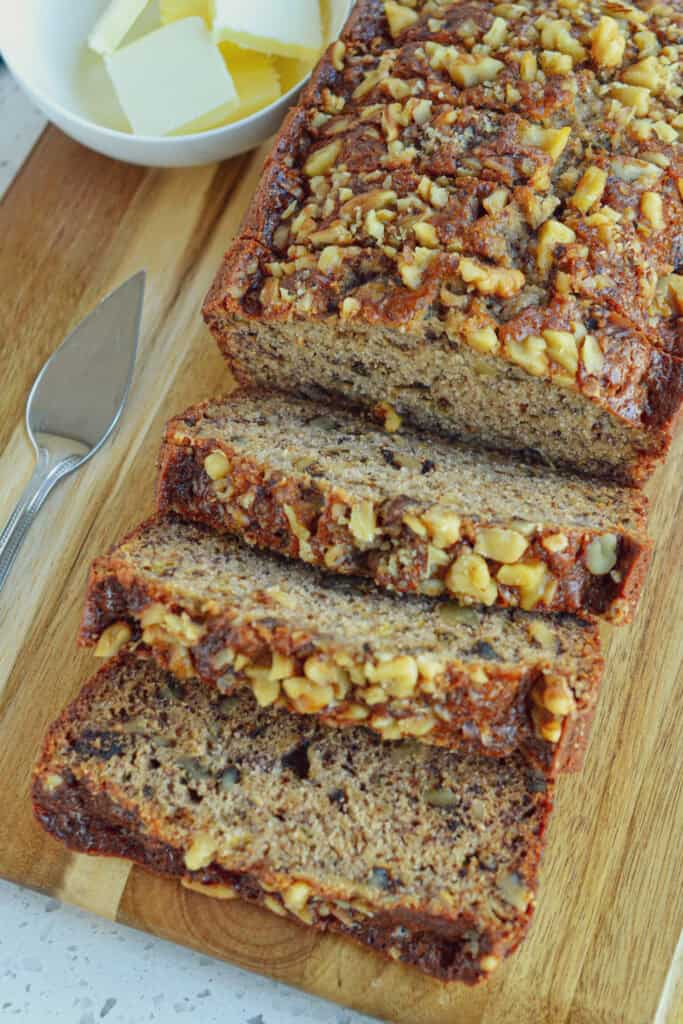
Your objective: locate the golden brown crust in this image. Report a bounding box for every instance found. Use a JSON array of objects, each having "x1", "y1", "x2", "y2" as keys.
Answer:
[
  {"x1": 157, "y1": 393, "x2": 653, "y2": 622},
  {"x1": 203, "y1": 0, "x2": 683, "y2": 483}
]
